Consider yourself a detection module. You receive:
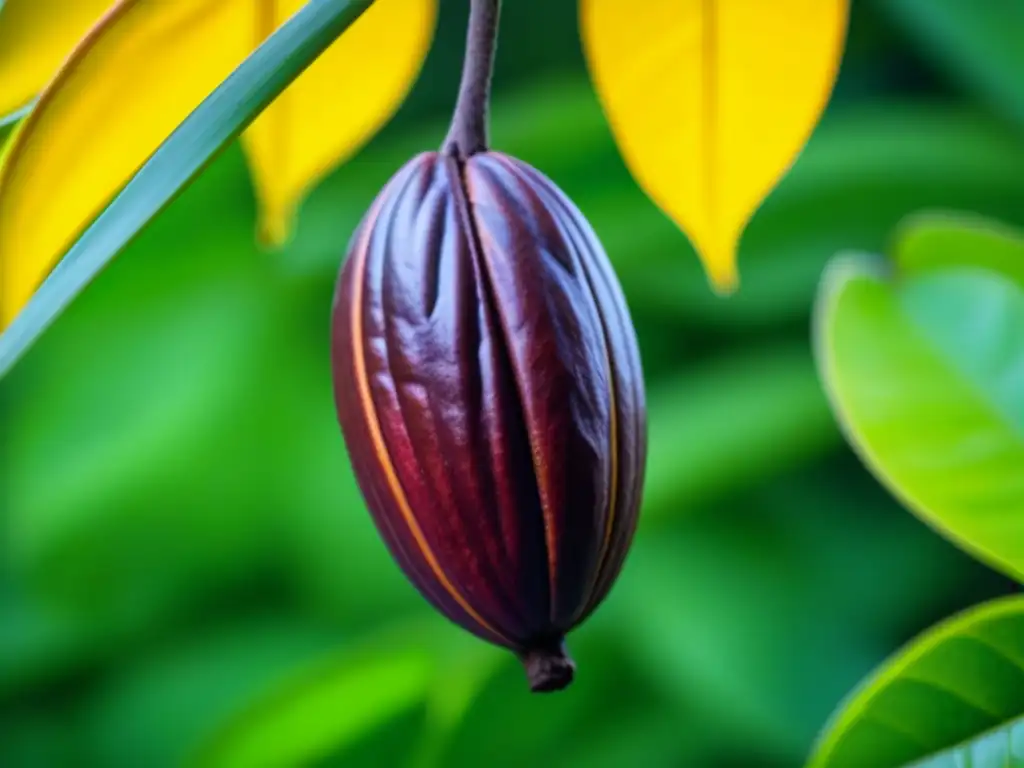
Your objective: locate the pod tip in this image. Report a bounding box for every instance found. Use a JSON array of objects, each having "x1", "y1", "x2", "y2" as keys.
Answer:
[{"x1": 521, "y1": 639, "x2": 575, "y2": 693}]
